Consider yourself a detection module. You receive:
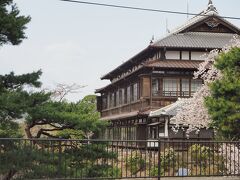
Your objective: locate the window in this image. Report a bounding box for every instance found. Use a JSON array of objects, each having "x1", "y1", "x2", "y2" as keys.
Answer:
[
  {"x1": 108, "y1": 93, "x2": 111, "y2": 108},
  {"x1": 130, "y1": 85, "x2": 134, "y2": 102},
  {"x1": 102, "y1": 96, "x2": 107, "y2": 109},
  {"x1": 124, "y1": 88, "x2": 127, "y2": 104},
  {"x1": 133, "y1": 83, "x2": 138, "y2": 102},
  {"x1": 113, "y1": 92, "x2": 117, "y2": 107},
  {"x1": 127, "y1": 86, "x2": 131, "y2": 104},
  {"x1": 152, "y1": 78, "x2": 159, "y2": 96},
  {"x1": 110, "y1": 93, "x2": 115, "y2": 108},
  {"x1": 181, "y1": 79, "x2": 190, "y2": 97},
  {"x1": 182, "y1": 51, "x2": 190, "y2": 60},
  {"x1": 163, "y1": 78, "x2": 179, "y2": 96},
  {"x1": 165, "y1": 51, "x2": 180, "y2": 60},
  {"x1": 119, "y1": 89, "x2": 123, "y2": 105},
  {"x1": 191, "y1": 52, "x2": 207, "y2": 60},
  {"x1": 191, "y1": 79, "x2": 203, "y2": 95},
  {"x1": 130, "y1": 83, "x2": 138, "y2": 102}
]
